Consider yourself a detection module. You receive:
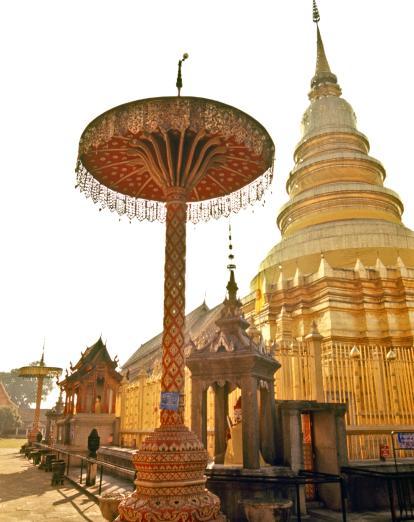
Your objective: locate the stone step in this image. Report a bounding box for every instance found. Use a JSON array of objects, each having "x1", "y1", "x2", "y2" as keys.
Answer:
[
  {"x1": 306, "y1": 500, "x2": 325, "y2": 509},
  {"x1": 307, "y1": 508, "x2": 392, "y2": 521}
]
